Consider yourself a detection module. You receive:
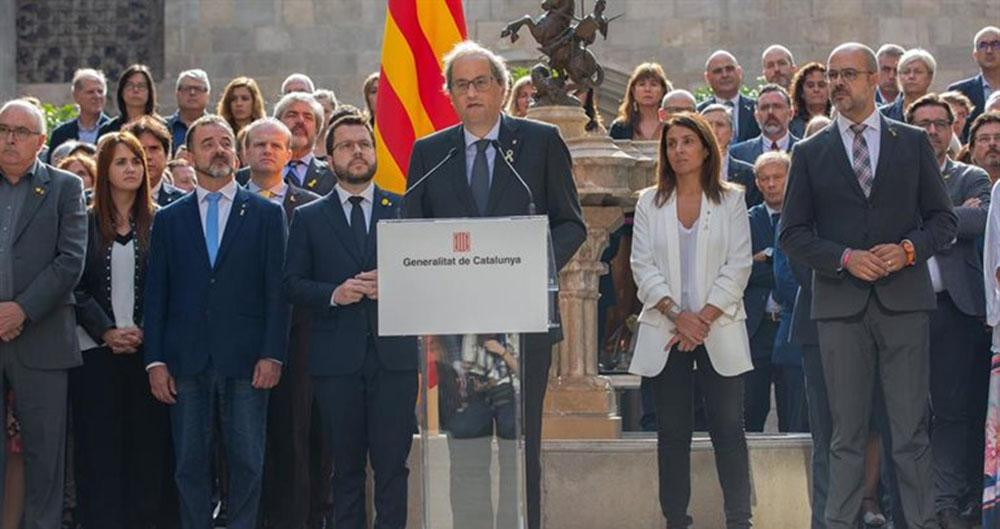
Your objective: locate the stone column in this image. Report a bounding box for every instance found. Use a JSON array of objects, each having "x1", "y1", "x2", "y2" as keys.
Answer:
[
  {"x1": 525, "y1": 105, "x2": 641, "y2": 439},
  {"x1": 0, "y1": 0, "x2": 16, "y2": 101}
]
